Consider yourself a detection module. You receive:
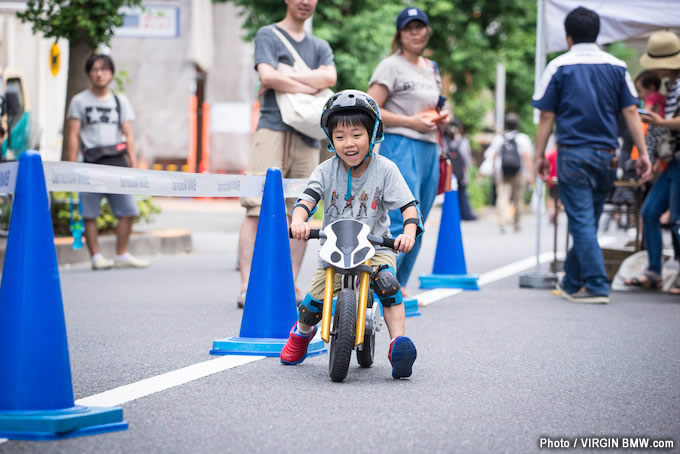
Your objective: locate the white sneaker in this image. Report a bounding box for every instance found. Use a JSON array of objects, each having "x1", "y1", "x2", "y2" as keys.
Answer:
[
  {"x1": 114, "y1": 254, "x2": 150, "y2": 269},
  {"x1": 92, "y1": 256, "x2": 114, "y2": 270}
]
